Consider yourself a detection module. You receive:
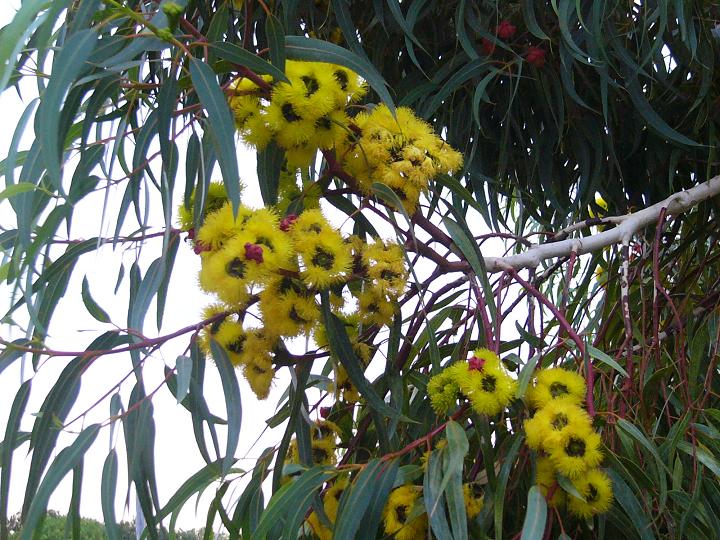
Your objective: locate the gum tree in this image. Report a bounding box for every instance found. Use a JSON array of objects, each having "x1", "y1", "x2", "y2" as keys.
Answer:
[{"x1": 1, "y1": 1, "x2": 719, "y2": 539}]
